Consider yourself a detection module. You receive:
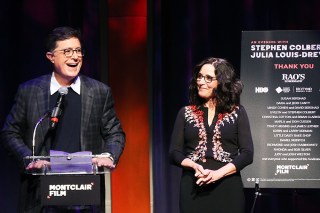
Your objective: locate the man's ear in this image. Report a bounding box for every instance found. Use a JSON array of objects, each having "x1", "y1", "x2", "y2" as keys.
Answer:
[{"x1": 46, "y1": 52, "x2": 54, "y2": 63}]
